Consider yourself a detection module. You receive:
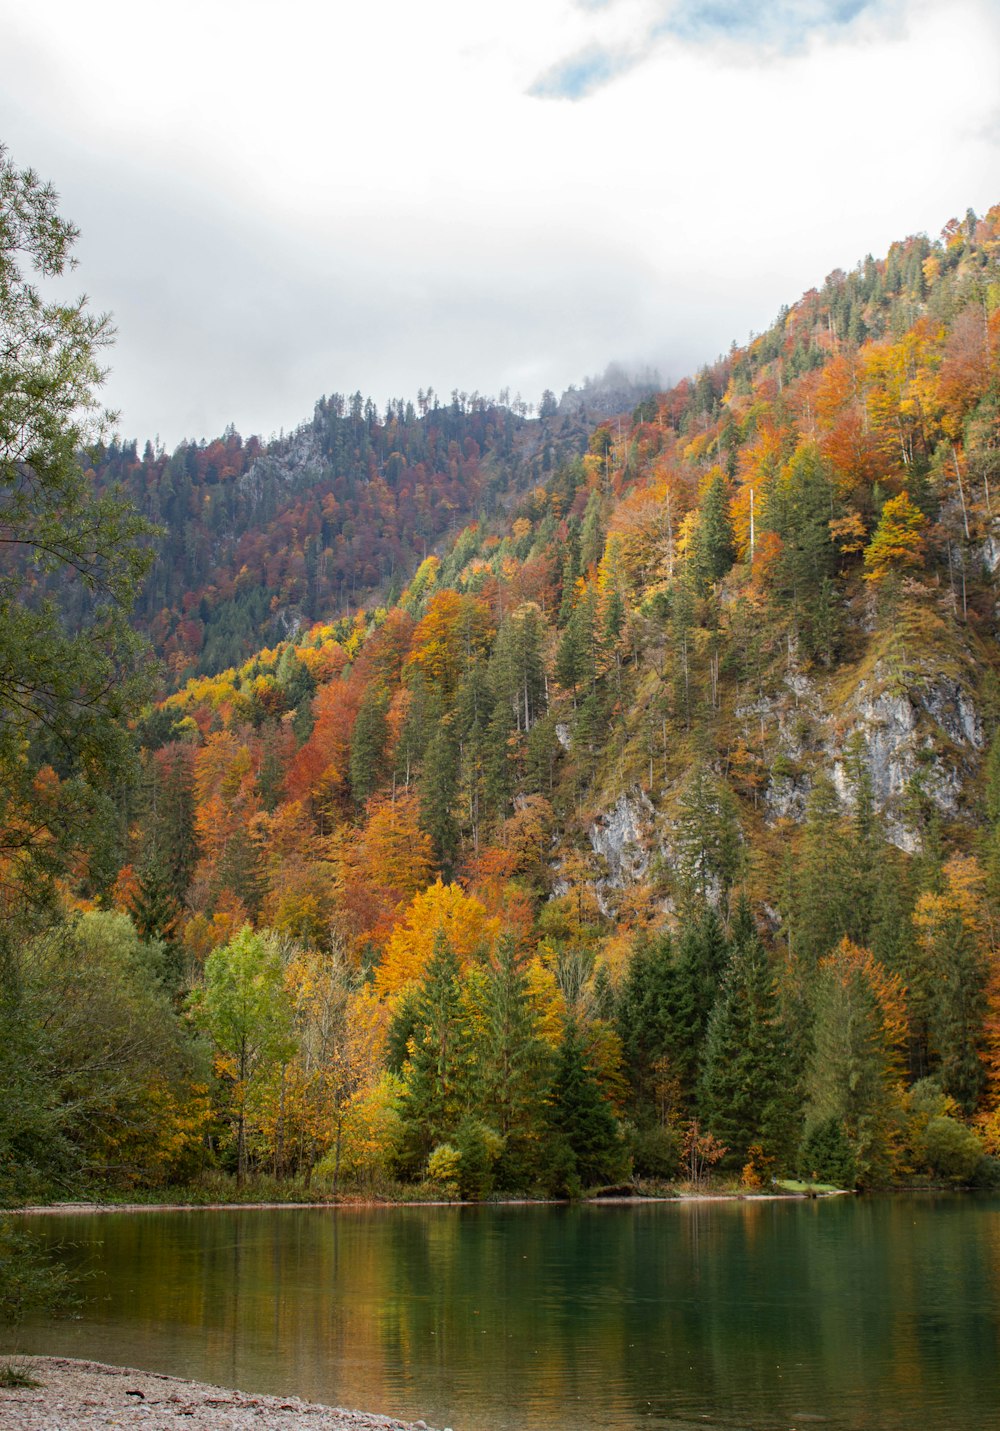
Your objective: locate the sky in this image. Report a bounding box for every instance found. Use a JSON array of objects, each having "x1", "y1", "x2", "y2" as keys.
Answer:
[{"x1": 2, "y1": 0, "x2": 998, "y2": 449}]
